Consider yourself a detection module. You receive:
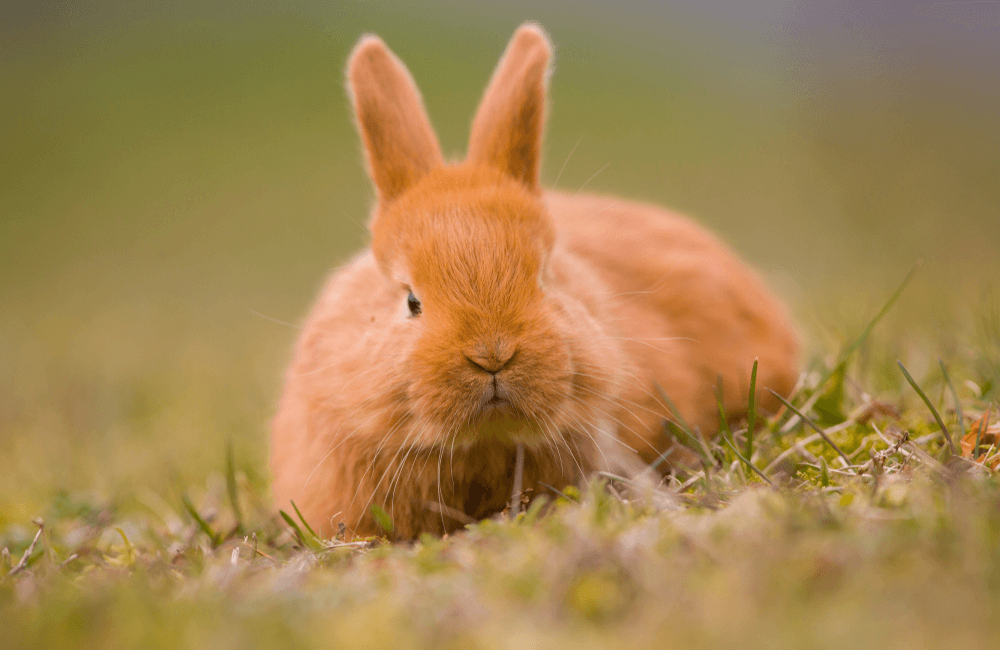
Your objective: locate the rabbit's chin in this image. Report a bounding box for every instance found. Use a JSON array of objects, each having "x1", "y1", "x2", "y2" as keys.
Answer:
[{"x1": 456, "y1": 413, "x2": 548, "y2": 449}]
